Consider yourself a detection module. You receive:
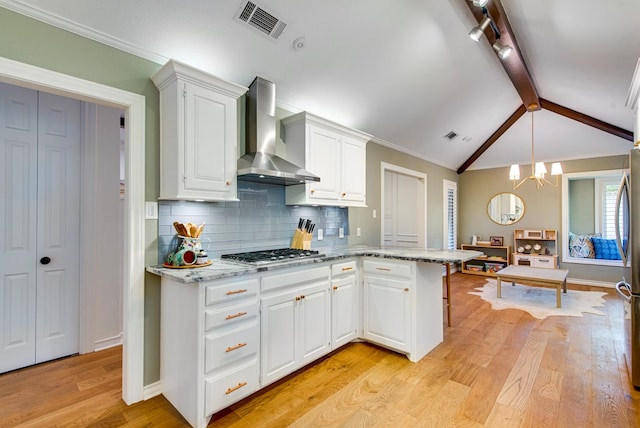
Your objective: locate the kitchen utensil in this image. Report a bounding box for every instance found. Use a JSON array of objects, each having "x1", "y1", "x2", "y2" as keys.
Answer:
[{"x1": 172, "y1": 221, "x2": 205, "y2": 238}]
